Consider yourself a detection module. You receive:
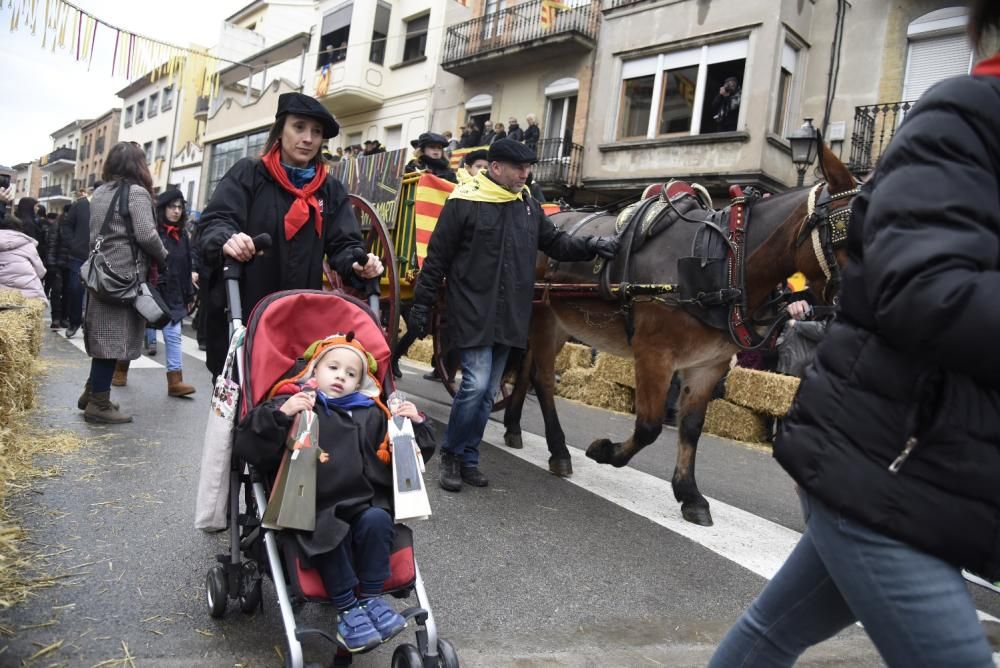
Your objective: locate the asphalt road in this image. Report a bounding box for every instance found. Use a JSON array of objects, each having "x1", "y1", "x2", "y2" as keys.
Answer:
[{"x1": 2, "y1": 326, "x2": 998, "y2": 668}]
